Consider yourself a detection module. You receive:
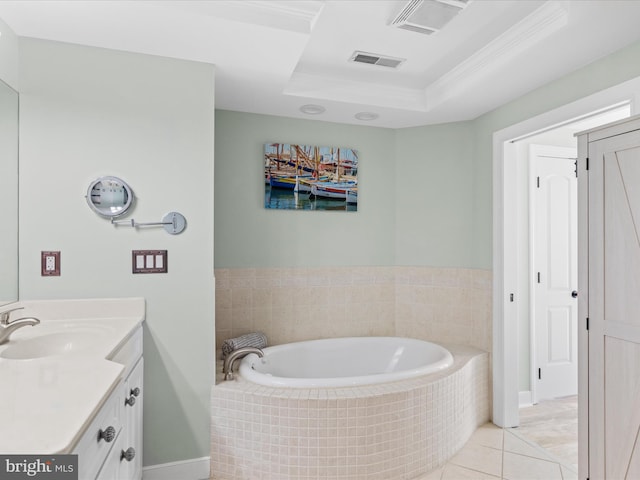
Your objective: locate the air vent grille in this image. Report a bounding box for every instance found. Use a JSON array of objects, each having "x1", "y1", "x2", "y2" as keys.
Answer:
[
  {"x1": 391, "y1": 0, "x2": 470, "y2": 36},
  {"x1": 350, "y1": 51, "x2": 405, "y2": 69}
]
